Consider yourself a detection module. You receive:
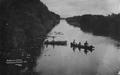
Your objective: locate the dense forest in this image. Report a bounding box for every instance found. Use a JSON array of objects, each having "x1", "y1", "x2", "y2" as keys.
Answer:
[
  {"x1": 0, "y1": 0, "x2": 60, "y2": 74},
  {"x1": 66, "y1": 13, "x2": 120, "y2": 42},
  {"x1": 0, "y1": 0, "x2": 60, "y2": 57}
]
